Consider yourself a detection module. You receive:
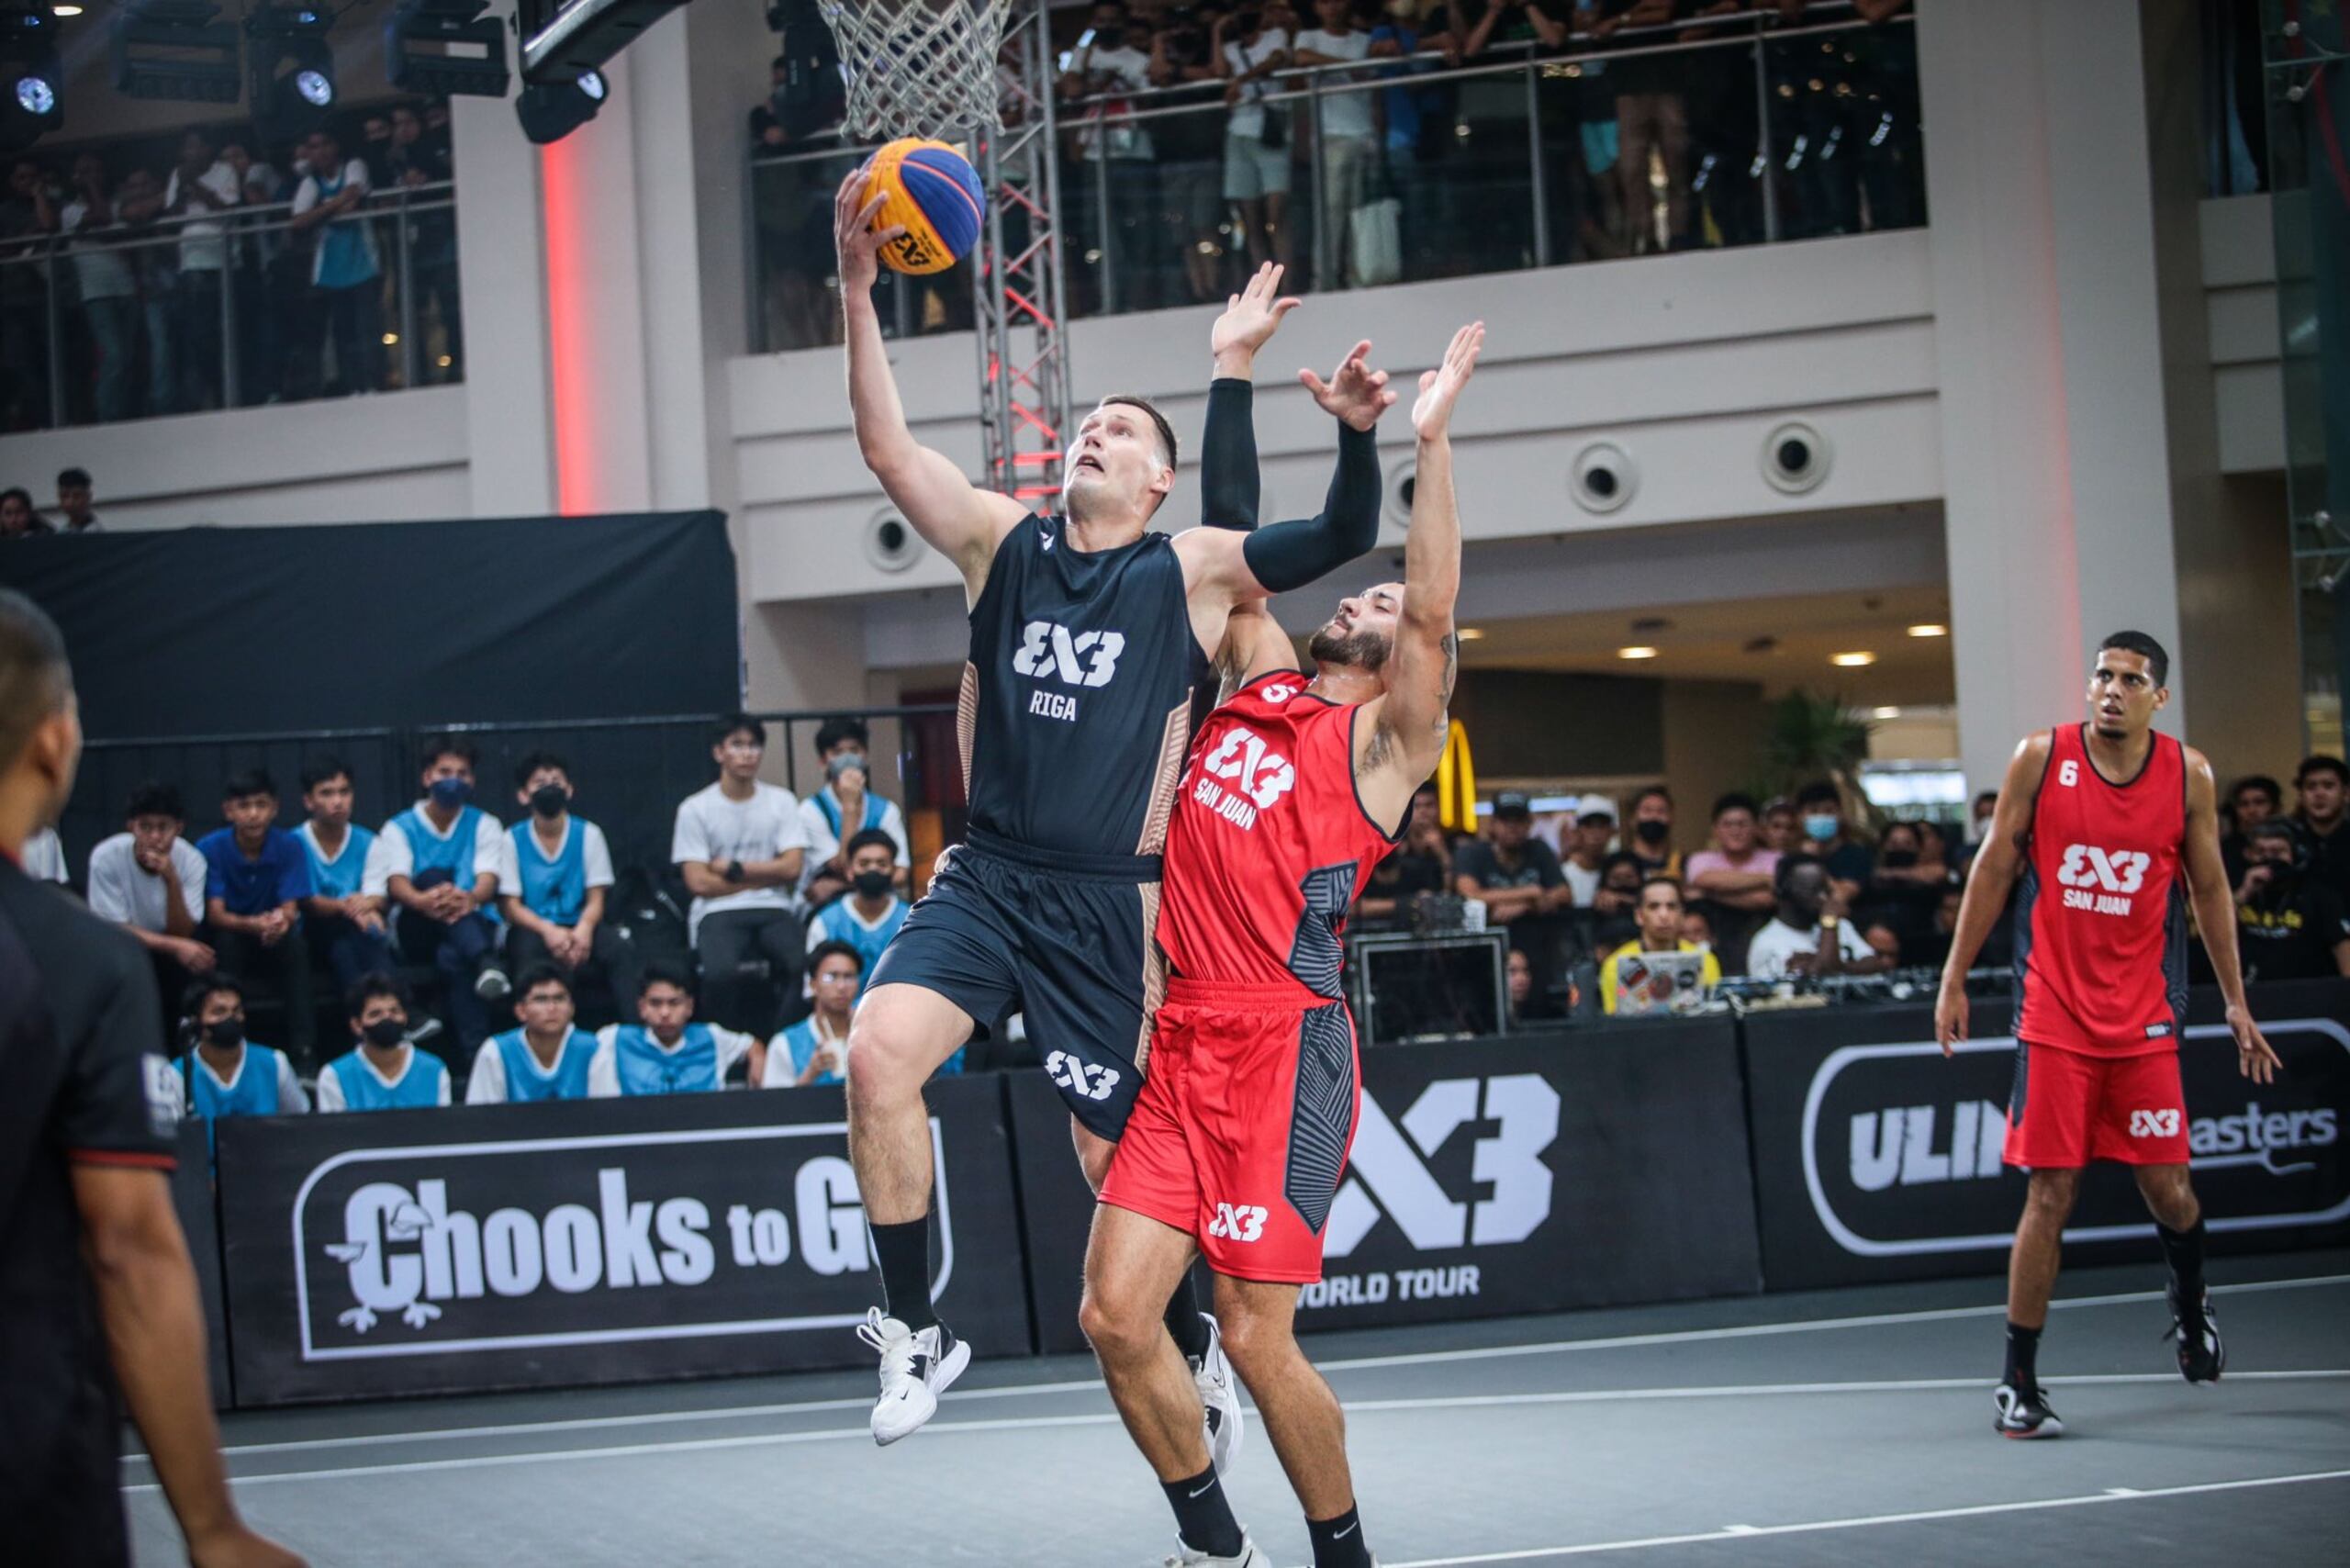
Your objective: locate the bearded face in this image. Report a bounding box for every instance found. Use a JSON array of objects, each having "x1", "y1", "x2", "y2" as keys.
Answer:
[{"x1": 1307, "y1": 621, "x2": 1392, "y2": 671}]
